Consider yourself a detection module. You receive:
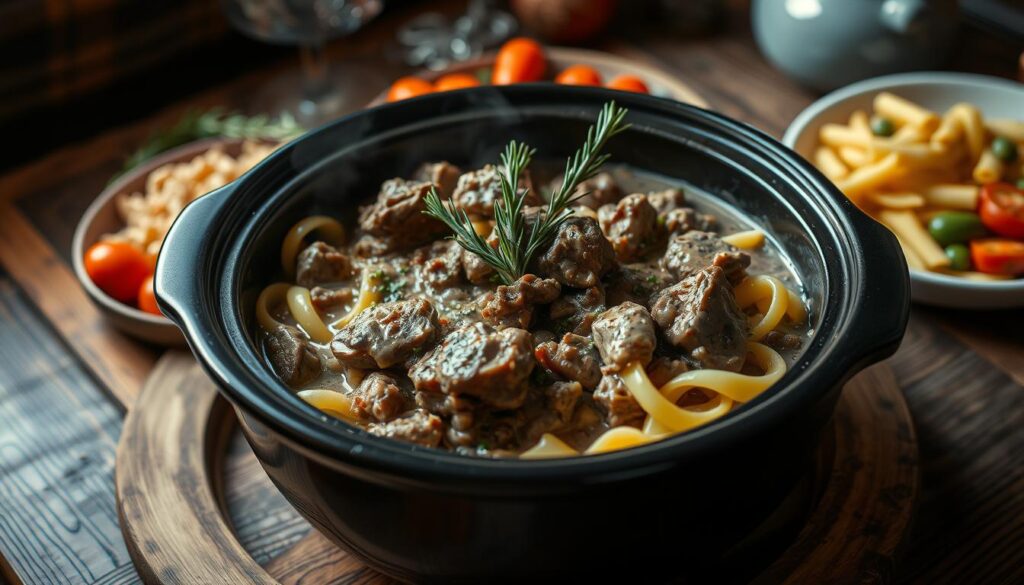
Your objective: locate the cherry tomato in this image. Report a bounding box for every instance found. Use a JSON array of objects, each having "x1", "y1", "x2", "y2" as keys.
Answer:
[
  {"x1": 970, "y1": 239, "x2": 1024, "y2": 276},
  {"x1": 492, "y1": 37, "x2": 546, "y2": 85},
  {"x1": 83, "y1": 241, "x2": 153, "y2": 303},
  {"x1": 555, "y1": 65, "x2": 602, "y2": 86},
  {"x1": 605, "y1": 75, "x2": 650, "y2": 94},
  {"x1": 387, "y1": 77, "x2": 433, "y2": 102},
  {"x1": 137, "y1": 275, "x2": 162, "y2": 316},
  {"x1": 978, "y1": 182, "x2": 1024, "y2": 239},
  {"x1": 434, "y1": 73, "x2": 481, "y2": 92}
]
